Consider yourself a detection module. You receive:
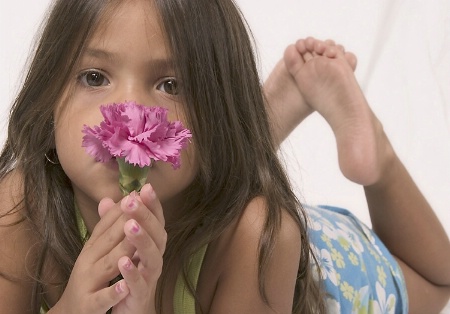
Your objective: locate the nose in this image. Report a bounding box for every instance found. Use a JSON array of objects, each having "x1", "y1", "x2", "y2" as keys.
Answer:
[{"x1": 109, "y1": 80, "x2": 151, "y2": 106}]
